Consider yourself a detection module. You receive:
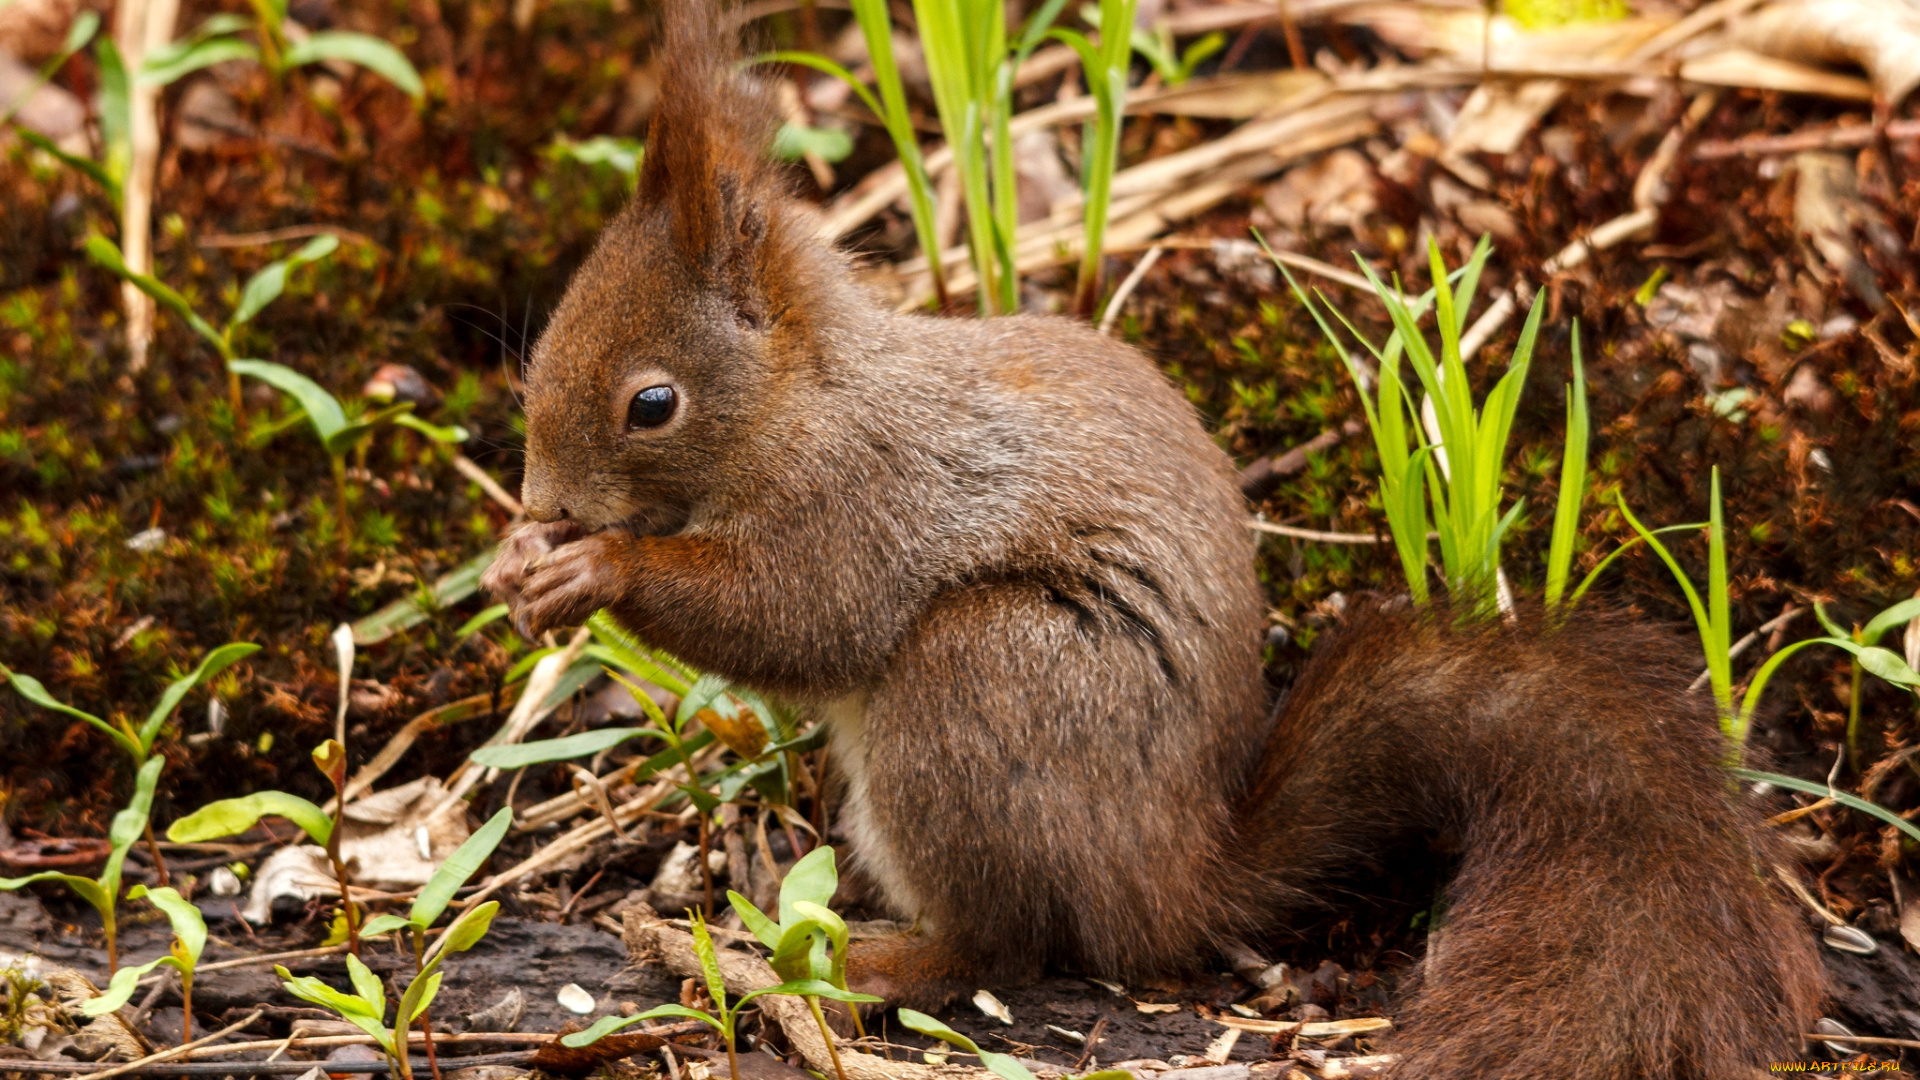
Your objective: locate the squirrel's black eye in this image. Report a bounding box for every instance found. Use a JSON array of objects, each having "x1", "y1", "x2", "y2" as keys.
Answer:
[{"x1": 627, "y1": 385, "x2": 677, "y2": 430}]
